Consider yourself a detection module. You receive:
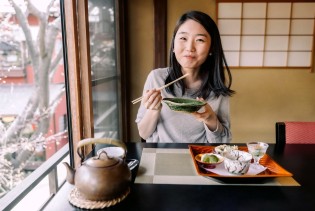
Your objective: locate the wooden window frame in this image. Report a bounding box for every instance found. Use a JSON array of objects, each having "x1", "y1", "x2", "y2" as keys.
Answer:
[
  {"x1": 63, "y1": 0, "x2": 127, "y2": 168},
  {"x1": 217, "y1": 0, "x2": 315, "y2": 72}
]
